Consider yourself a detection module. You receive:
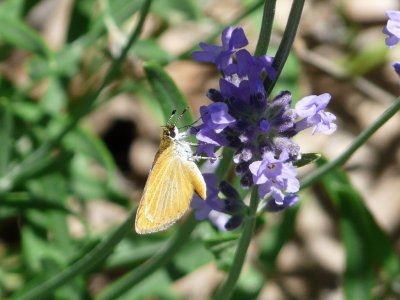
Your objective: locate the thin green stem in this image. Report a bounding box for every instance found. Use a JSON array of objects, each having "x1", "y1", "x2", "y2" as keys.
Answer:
[
  {"x1": 13, "y1": 212, "x2": 133, "y2": 300},
  {"x1": 97, "y1": 215, "x2": 197, "y2": 300},
  {"x1": 213, "y1": 186, "x2": 259, "y2": 300},
  {"x1": 254, "y1": 0, "x2": 277, "y2": 57},
  {"x1": 265, "y1": 0, "x2": 305, "y2": 95},
  {"x1": 0, "y1": 0, "x2": 153, "y2": 194},
  {"x1": 301, "y1": 99, "x2": 400, "y2": 189}
]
